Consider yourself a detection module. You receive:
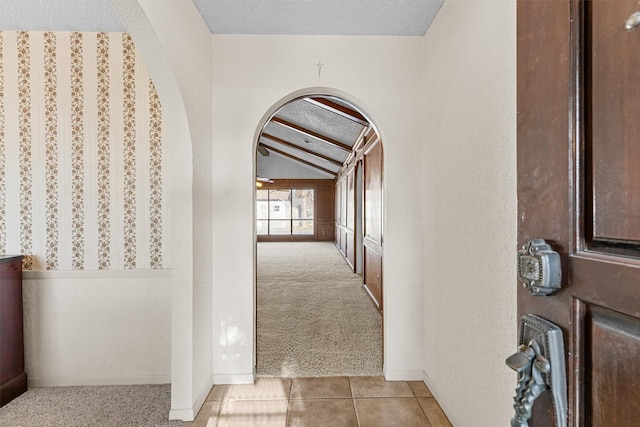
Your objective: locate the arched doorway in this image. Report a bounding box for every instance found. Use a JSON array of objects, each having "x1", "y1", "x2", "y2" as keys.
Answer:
[{"x1": 254, "y1": 91, "x2": 384, "y2": 377}]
